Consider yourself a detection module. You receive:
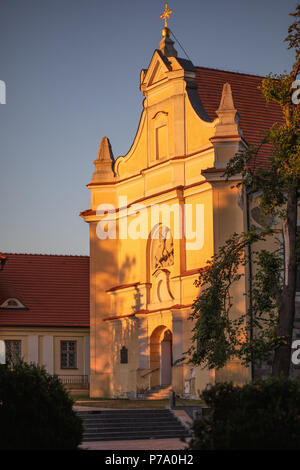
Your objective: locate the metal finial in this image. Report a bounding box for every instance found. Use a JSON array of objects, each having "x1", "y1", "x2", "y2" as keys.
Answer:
[{"x1": 160, "y1": 3, "x2": 173, "y2": 37}]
